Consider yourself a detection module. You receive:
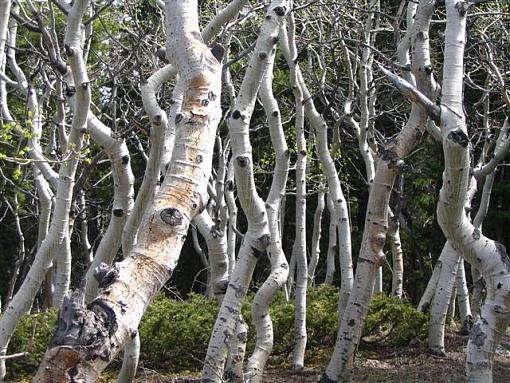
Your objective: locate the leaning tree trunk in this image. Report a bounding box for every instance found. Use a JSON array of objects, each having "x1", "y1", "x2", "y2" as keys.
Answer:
[
  {"x1": 202, "y1": 2, "x2": 288, "y2": 380},
  {"x1": 33, "y1": 1, "x2": 223, "y2": 381},
  {"x1": 0, "y1": 0, "x2": 90, "y2": 378},
  {"x1": 321, "y1": 1, "x2": 438, "y2": 381},
  {"x1": 437, "y1": 3, "x2": 510, "y2": 382},
  {"x1": 244, "y1": 50, "x2": 290, "y2": 382}
]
